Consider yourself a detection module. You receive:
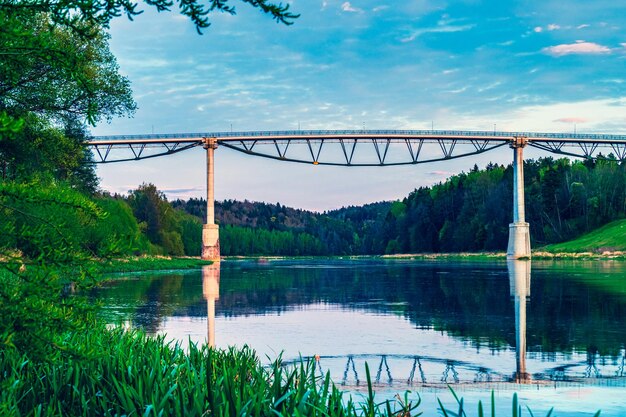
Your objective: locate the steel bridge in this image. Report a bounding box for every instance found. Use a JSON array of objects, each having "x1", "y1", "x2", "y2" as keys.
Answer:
[
  {"x1": 89, "y1": 129, "x2": 626, "y2": 165},
  {"x1": 87, "y1": 129, "x2": 626, "y2": 261}
]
